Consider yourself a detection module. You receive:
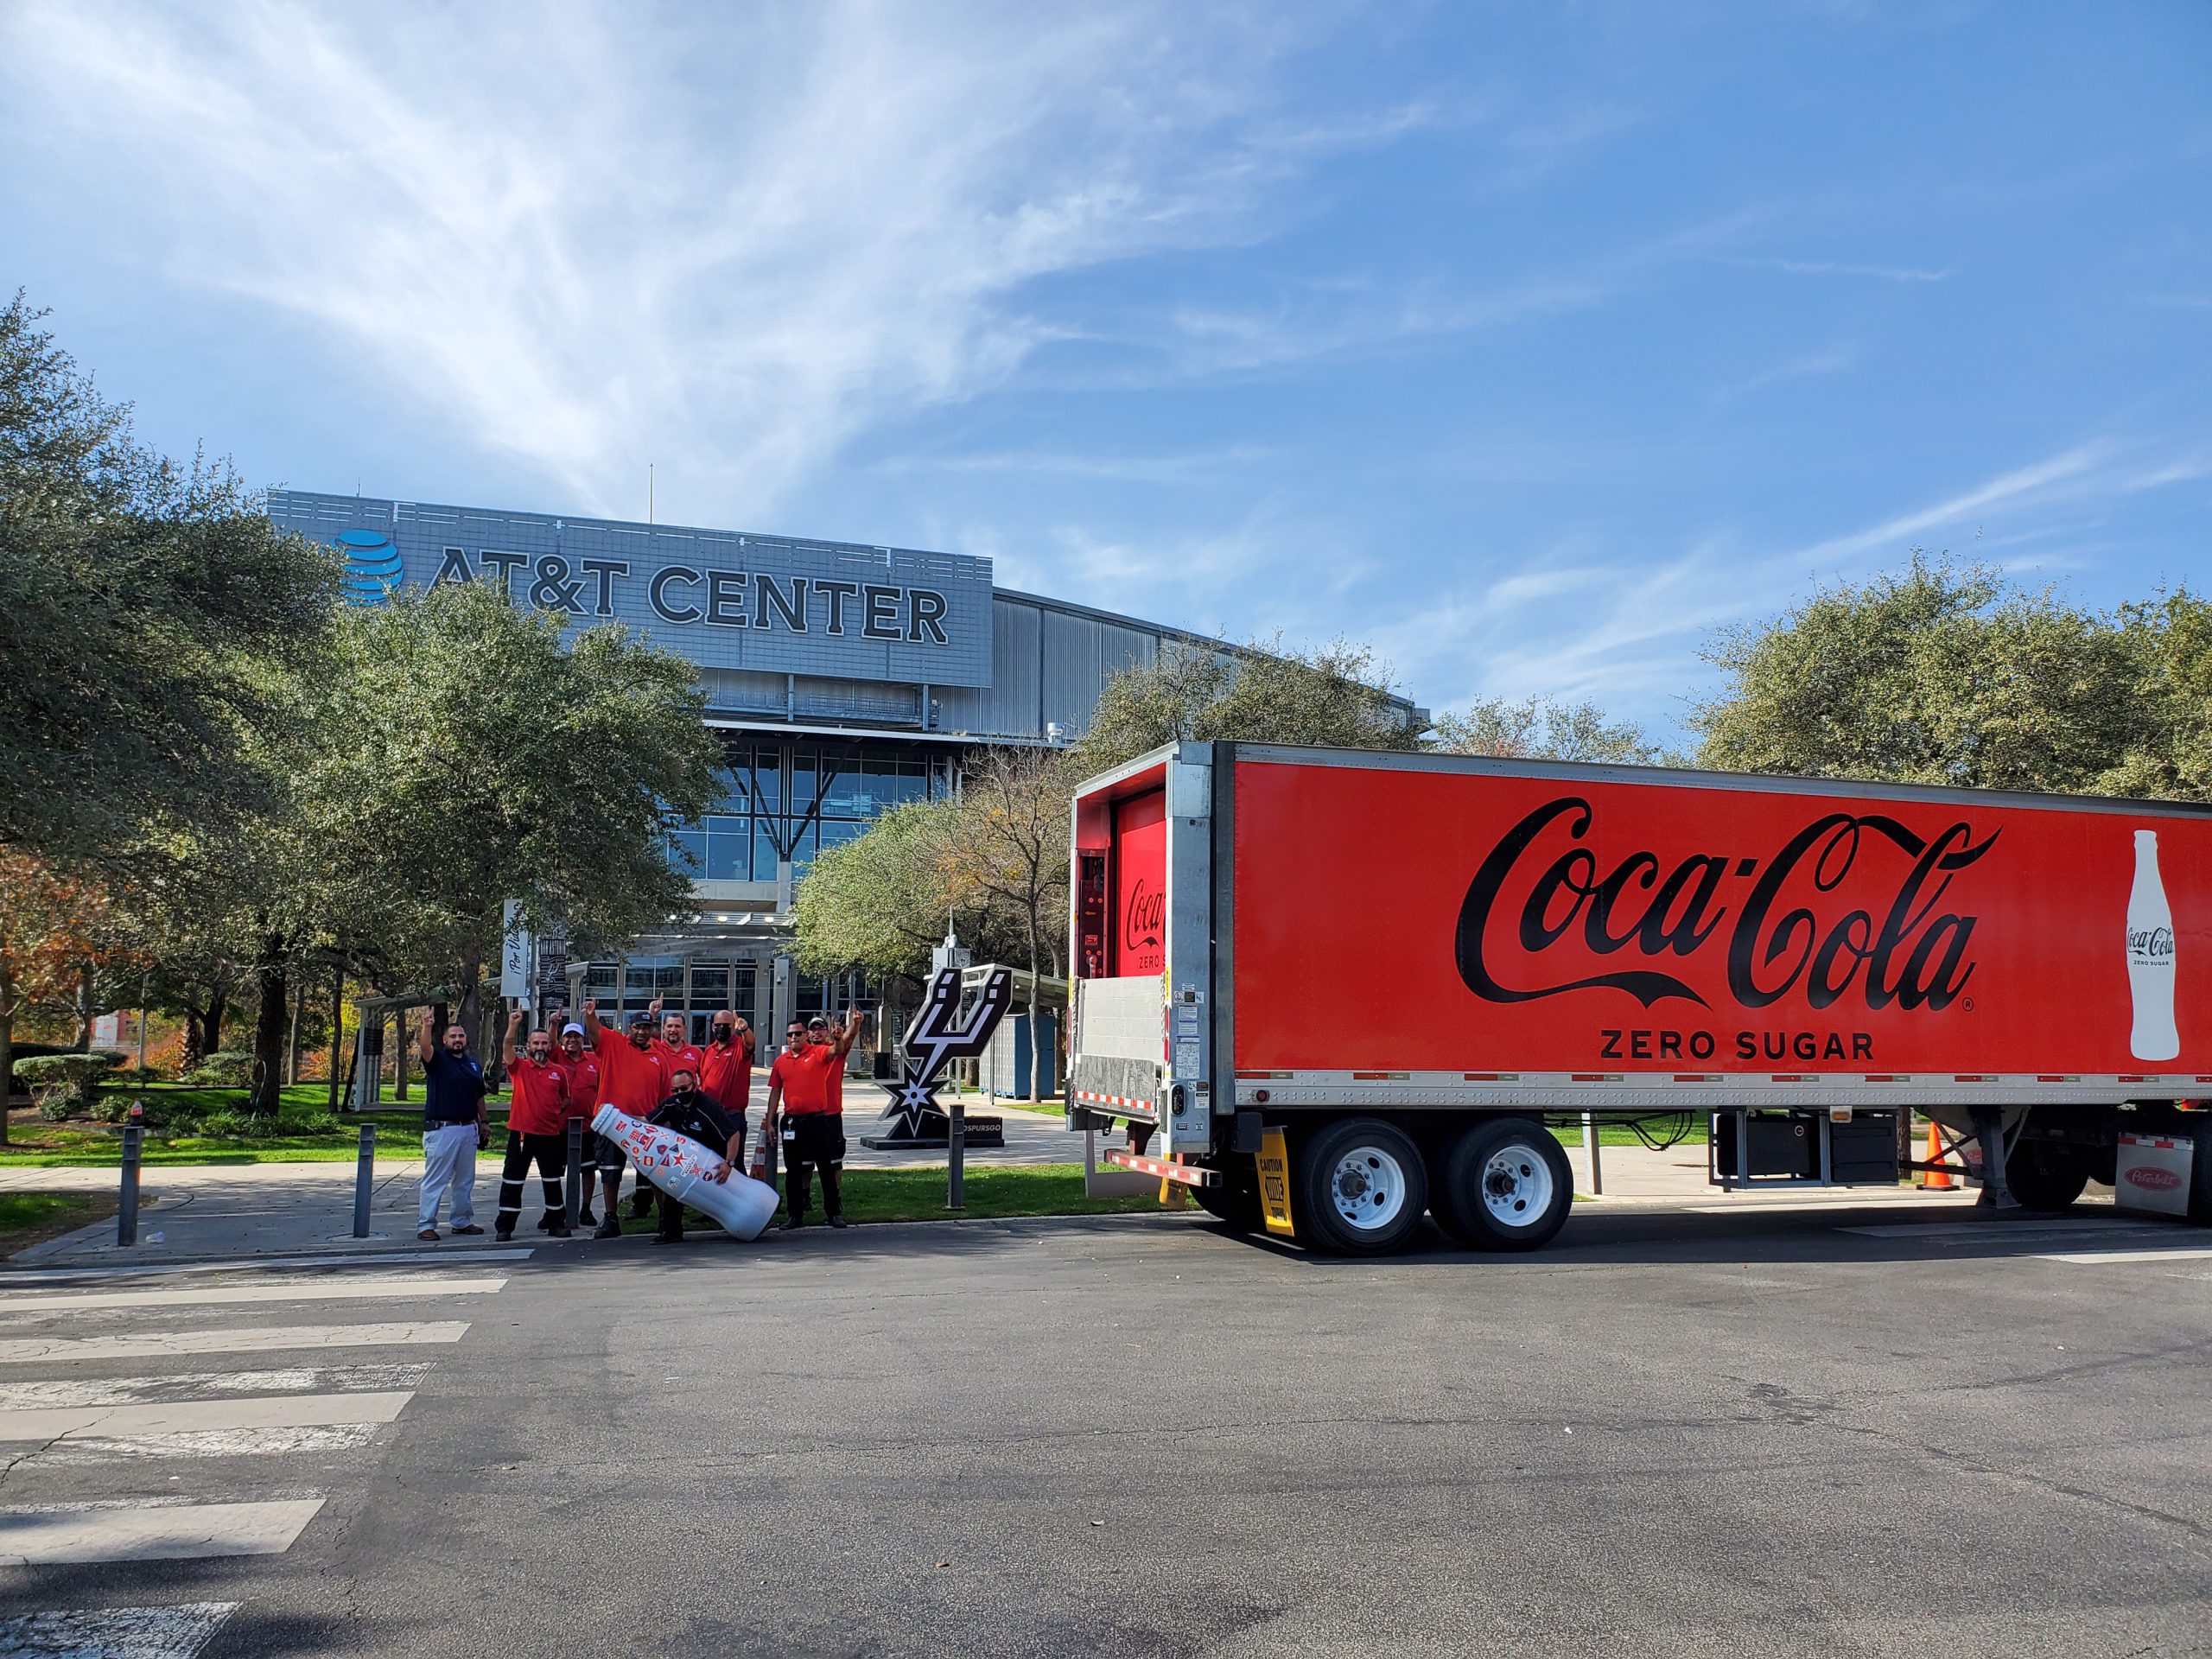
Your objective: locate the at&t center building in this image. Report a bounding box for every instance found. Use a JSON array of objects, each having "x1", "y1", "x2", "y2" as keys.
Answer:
[{"x1": 268, "y1": 489, "x2": 1302, "y2": 1044}]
